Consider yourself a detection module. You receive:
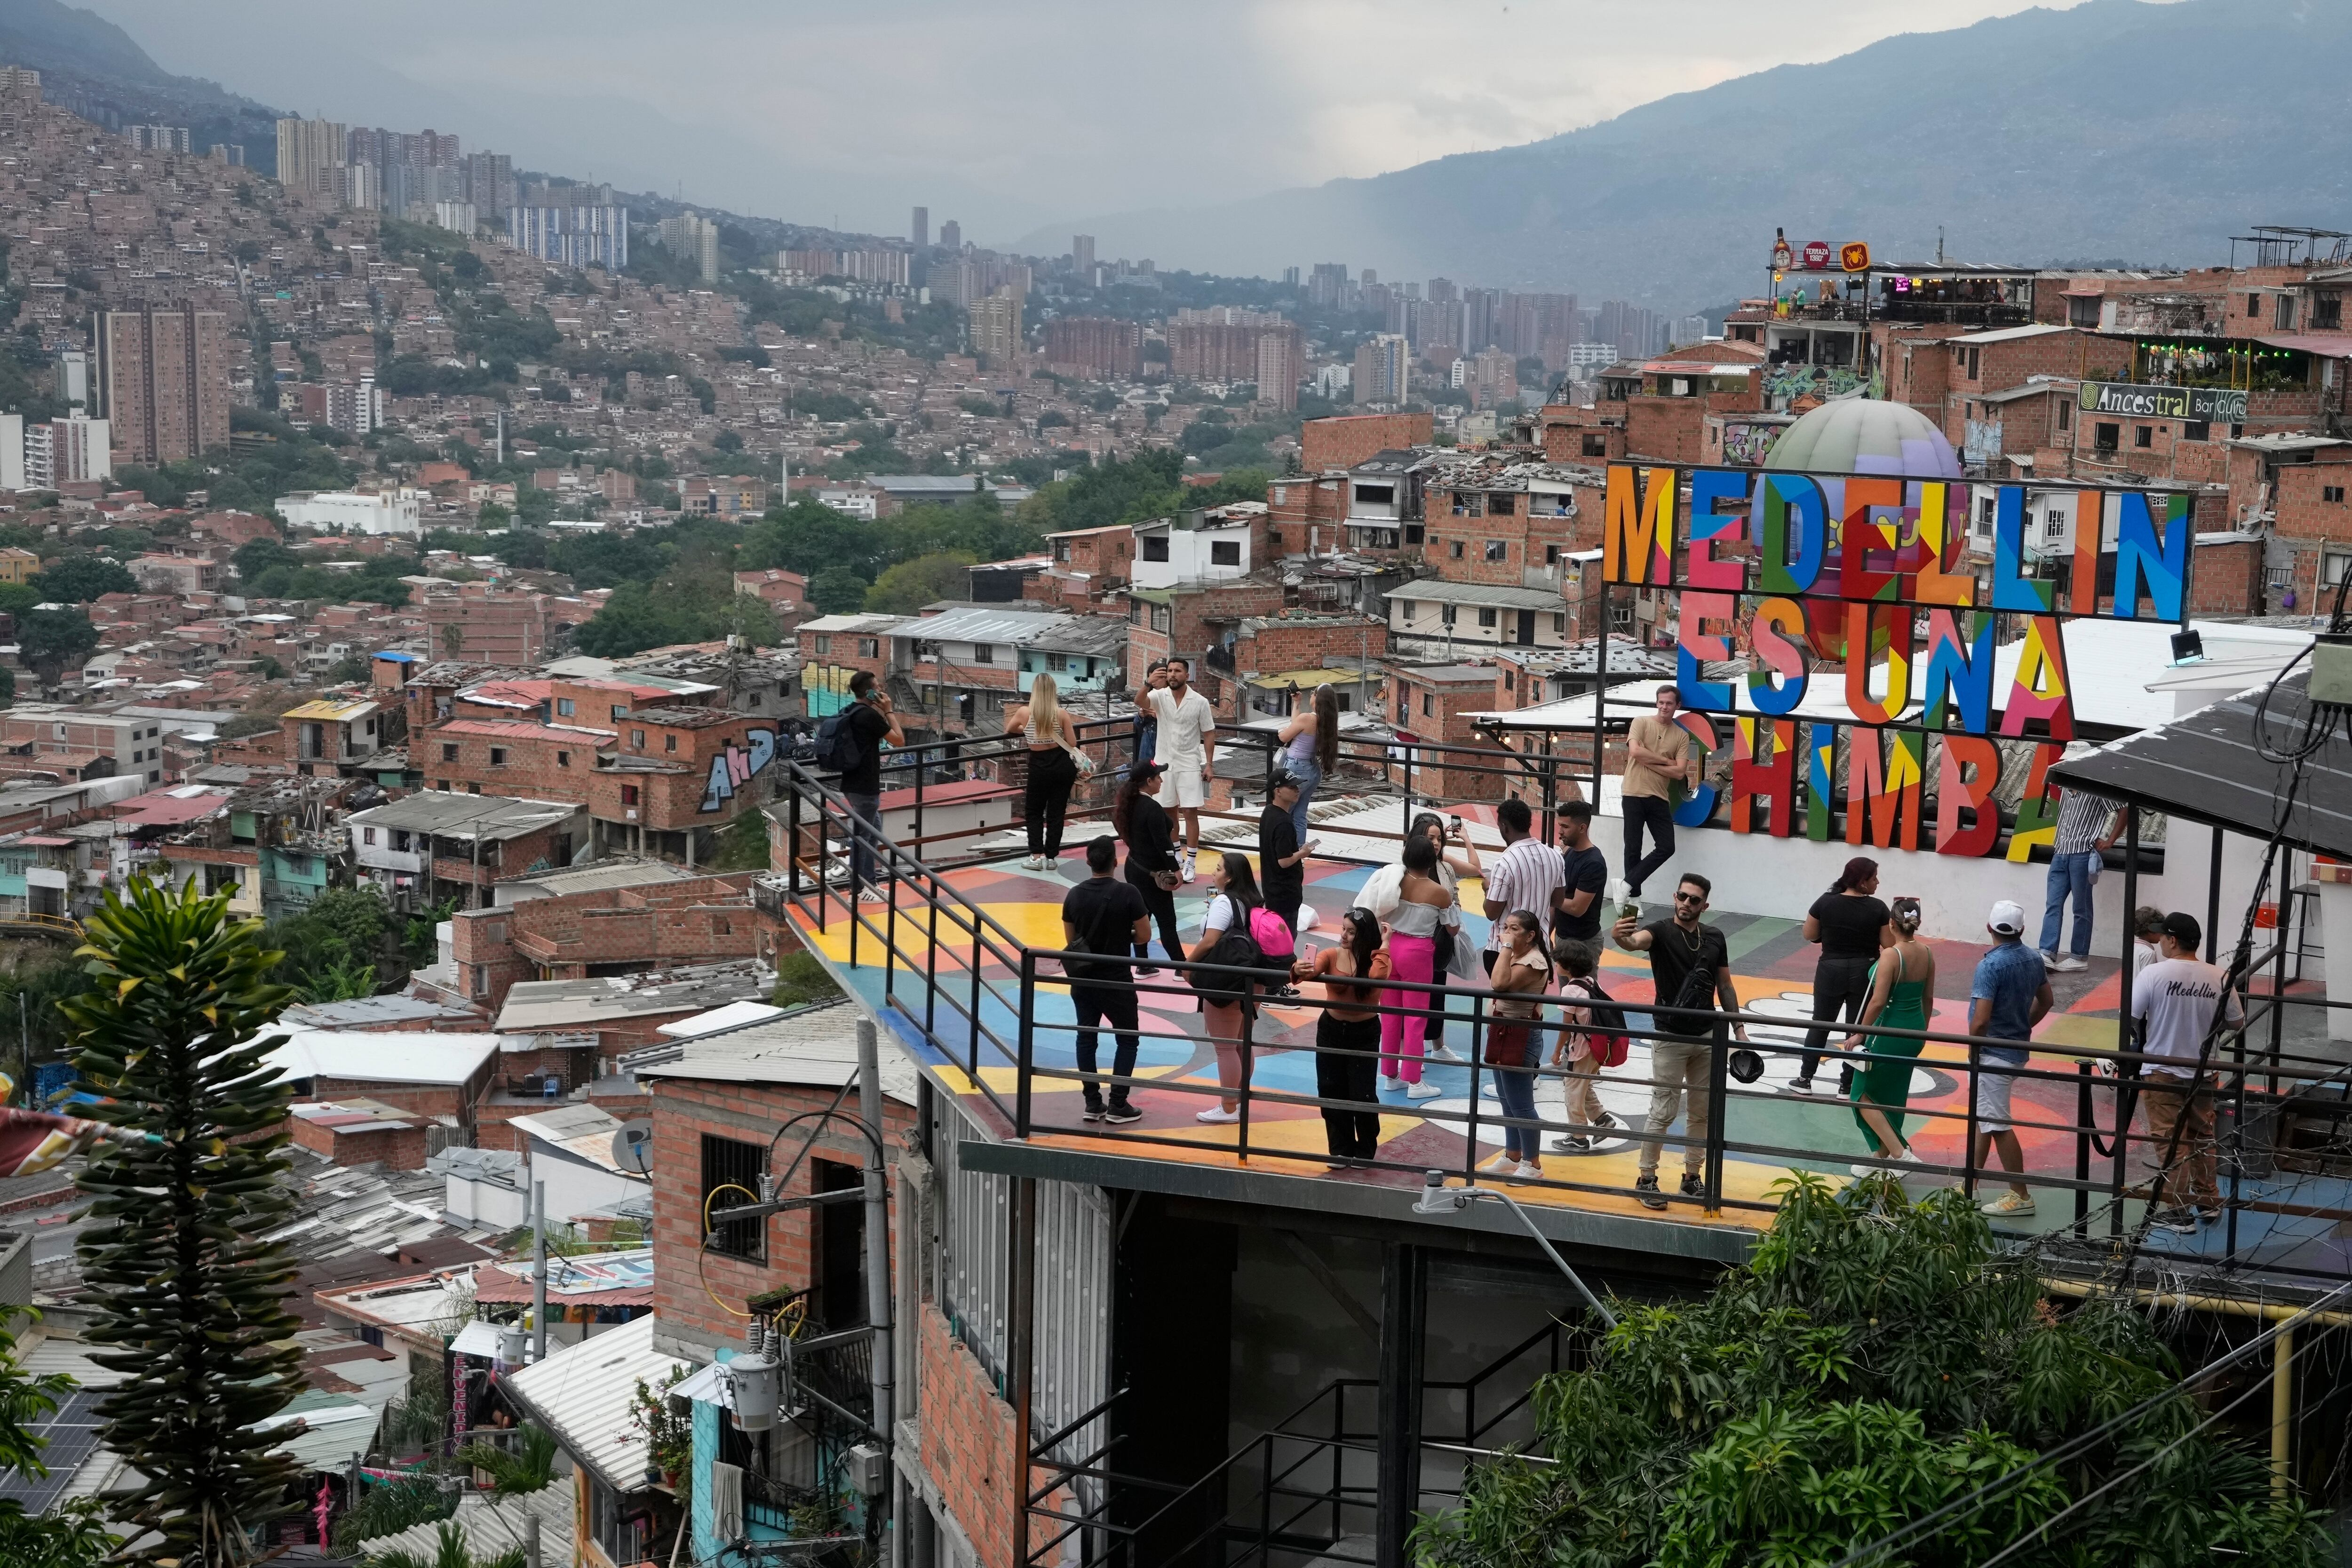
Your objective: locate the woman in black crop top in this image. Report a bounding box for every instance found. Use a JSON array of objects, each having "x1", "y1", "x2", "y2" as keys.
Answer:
[{"x1": 1794, "y1": 856, "x2": 1891, "y2": 1094}]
